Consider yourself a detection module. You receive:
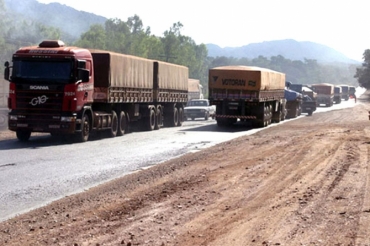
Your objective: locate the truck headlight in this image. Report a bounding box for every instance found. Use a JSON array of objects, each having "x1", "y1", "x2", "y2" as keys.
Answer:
[{"x1": 61, "y1": 116, "x2": 76, "y2": 122}]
